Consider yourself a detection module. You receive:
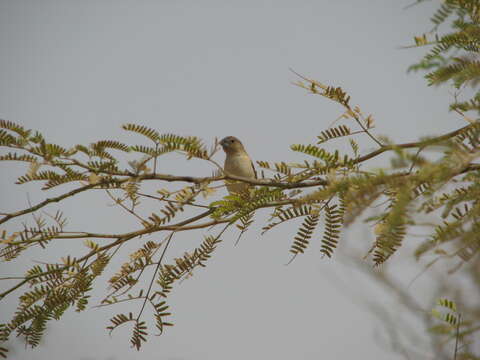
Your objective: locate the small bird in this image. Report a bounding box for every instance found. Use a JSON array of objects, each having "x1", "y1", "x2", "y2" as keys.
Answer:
[{"x1": 220, "y1": 136, "x2": 257, "y2": 195}]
